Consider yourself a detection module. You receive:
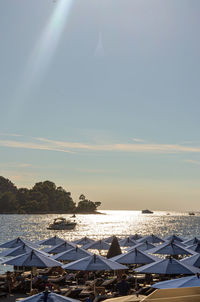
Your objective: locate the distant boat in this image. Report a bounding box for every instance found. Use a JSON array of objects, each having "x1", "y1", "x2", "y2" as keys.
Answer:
[
  {"x1": 189, "y1": 212, "x2": 195, "y2": 216},
  {"x1": 47, "y1": 217, "x2": 76, "y2": 230},
  {"x1": 142, "y1": 209, "x2": 153, "y2": 214}
]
